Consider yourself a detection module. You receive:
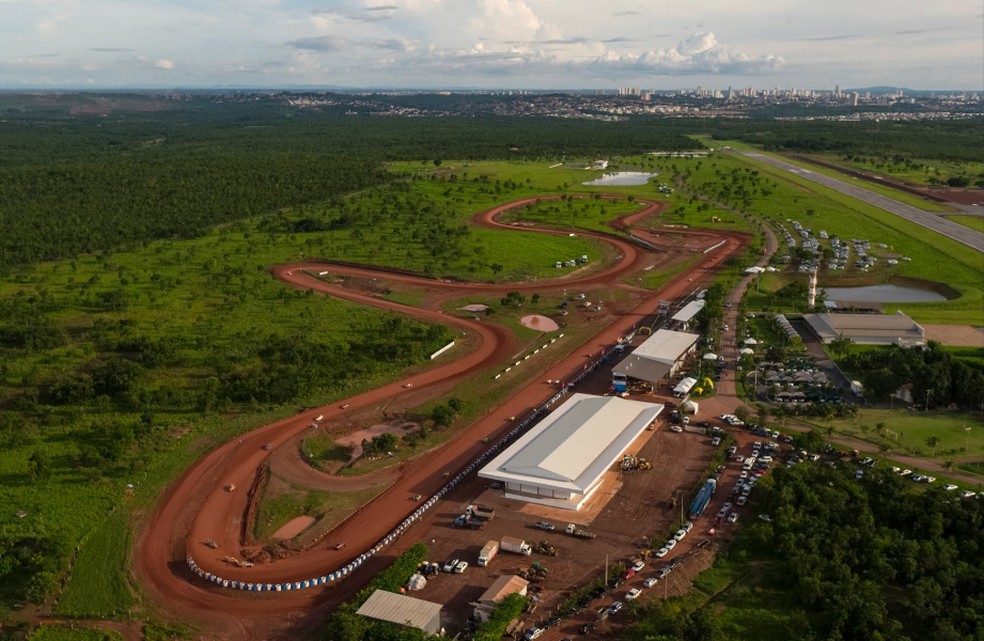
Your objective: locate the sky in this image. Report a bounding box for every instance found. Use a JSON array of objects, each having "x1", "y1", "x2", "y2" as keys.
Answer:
[{"x1": 2, "y1": 0, "x2": 982, "y2": 91}]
